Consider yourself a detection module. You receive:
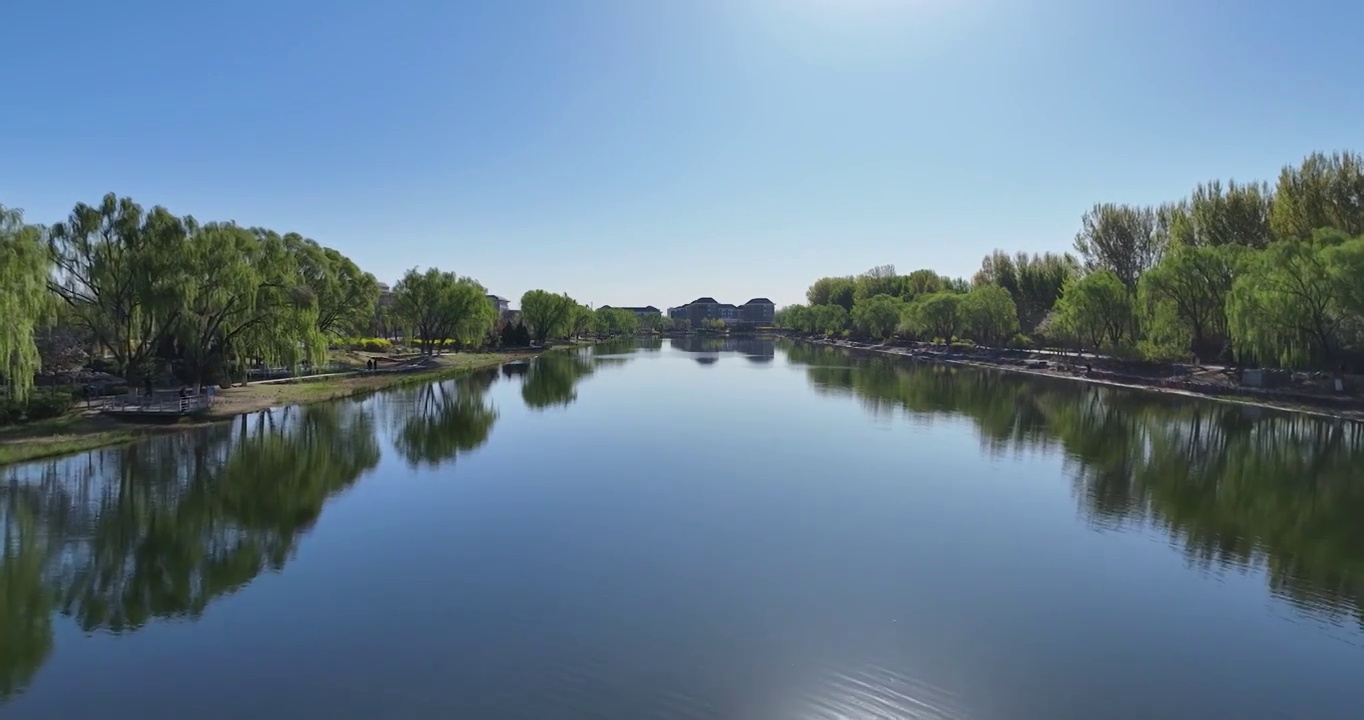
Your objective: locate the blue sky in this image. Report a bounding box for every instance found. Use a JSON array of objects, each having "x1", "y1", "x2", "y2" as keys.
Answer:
[{"x1": 3, "y1": 0, "x2": 1362, "y2": 309}]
